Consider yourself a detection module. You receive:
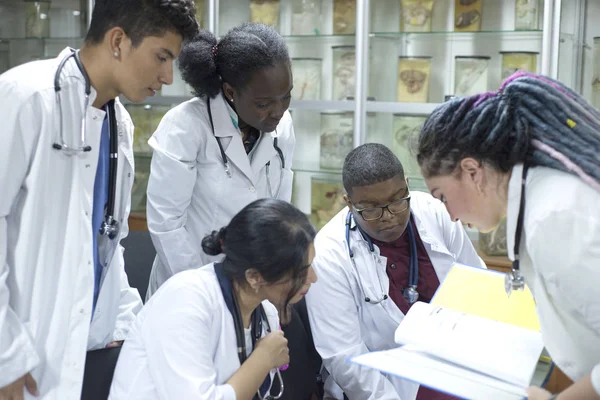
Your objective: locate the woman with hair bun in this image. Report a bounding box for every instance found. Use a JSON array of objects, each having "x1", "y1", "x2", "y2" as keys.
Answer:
[
  {"x1": 145, "y1": 22, "x2": 296, "y2": 299},
  {"x1": 110, "y1": 199, "x2": 318, "y2": 400}
]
